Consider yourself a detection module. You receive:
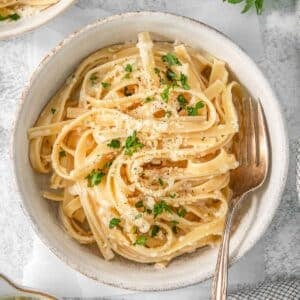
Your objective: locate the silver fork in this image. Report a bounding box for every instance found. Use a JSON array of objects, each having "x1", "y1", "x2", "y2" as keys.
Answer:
[{"x1": 211, "y1": 97, "x2": 269, "y2": 300}]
